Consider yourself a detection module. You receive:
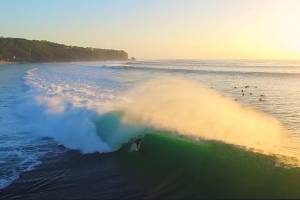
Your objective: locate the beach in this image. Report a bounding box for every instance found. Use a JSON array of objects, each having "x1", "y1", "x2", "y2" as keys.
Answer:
[{"x1": 0, "y1": 61, "x2": 17, "y2": 65}]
